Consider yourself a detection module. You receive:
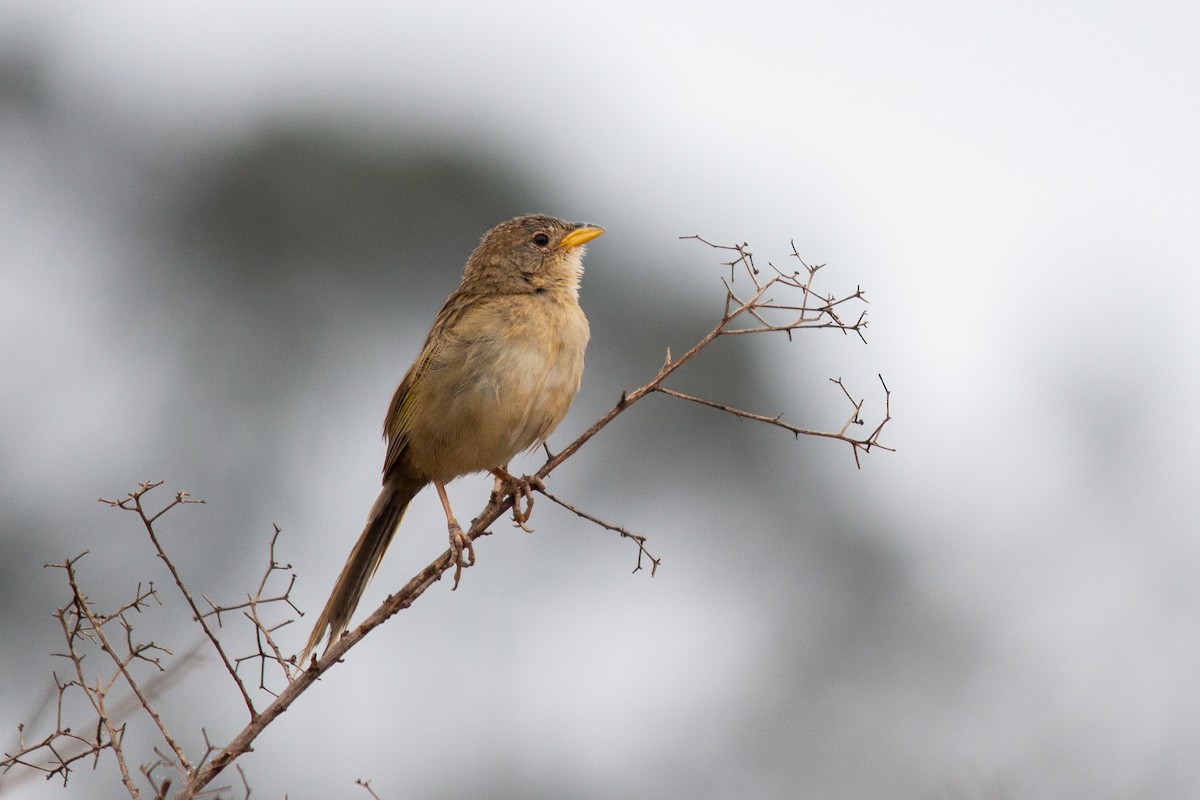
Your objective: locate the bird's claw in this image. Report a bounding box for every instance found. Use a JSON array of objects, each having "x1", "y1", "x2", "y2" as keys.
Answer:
[
  {"x1": 491, "y1": 471, "x2": 544, "y2": 532},
  {"x1": 448, "y1": 520, "x2": 475, "y2": 590}
]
